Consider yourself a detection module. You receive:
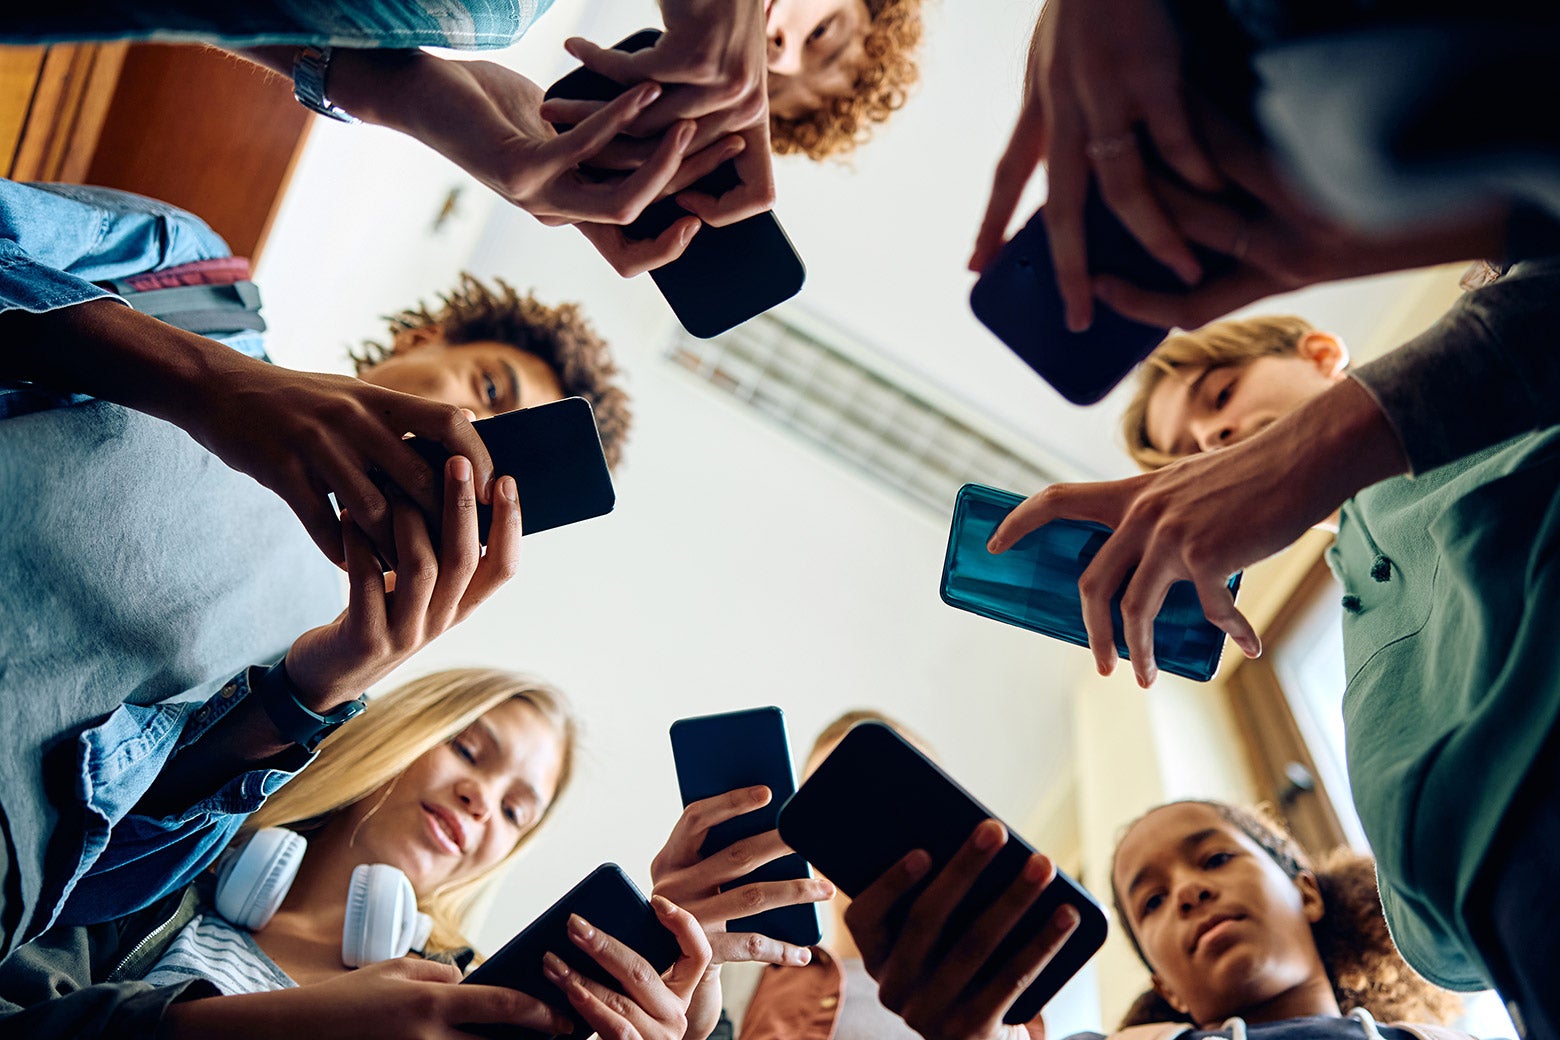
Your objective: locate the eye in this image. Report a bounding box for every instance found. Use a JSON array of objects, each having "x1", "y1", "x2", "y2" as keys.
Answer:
[
  {"x1": 452, "y1": 739, "x2": 476, "y2": 764},
  {"x1": 1141, "y1": 891, "x2": 1165, "y2": 917},
  {"x1": 502, "y1": 803, "x2": 521, "y2": 825},
  {"x1": 809, "y1": 14, "x2": 836, "y2": 43},
  {"x1": 482, "y1": 371, "x2": 500, "y2": 408},
  {"x1": 1205, "y1": 851, "x2": 1234, "y2": 868},
  {"x1": 1213, "y1": 378, "x2": 1234, "y2": 409}
]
